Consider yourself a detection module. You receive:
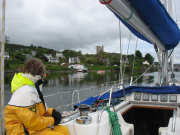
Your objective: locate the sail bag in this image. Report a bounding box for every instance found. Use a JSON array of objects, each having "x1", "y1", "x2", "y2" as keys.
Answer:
[{"x1": 108, "y1": 0, "x2": 180, "y2": 50}]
